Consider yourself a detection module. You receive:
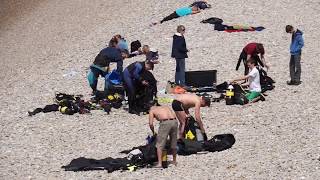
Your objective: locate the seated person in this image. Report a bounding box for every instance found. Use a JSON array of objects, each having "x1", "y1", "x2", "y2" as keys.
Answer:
[
  {"x1": 123, "y1": 61, "x2": 154, "y2": 115},
  {"x1": 149, "y1": 105, "x2": 178, "y2": 168},
  {"x1": 232, "y1": 58, "x2": 262, "y2": 103},
  {"x1": 152, "y1": 5, "x2": 200, "y2": 25},
  {"x1": 88, "y1": 47, "x2": 129, "y2": 95},
  {"x1": 171, "y1": 94, "x2": 210, "y2": 139}
]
